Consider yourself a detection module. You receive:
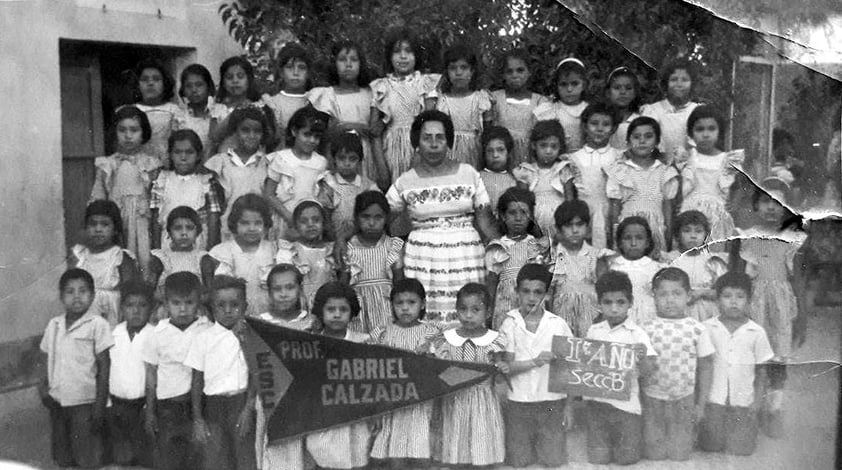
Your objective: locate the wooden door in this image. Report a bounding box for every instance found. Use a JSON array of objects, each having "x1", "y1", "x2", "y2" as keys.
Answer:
[{"x1": 60, "y1": 54, "x2": 104, "y2": 251}]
